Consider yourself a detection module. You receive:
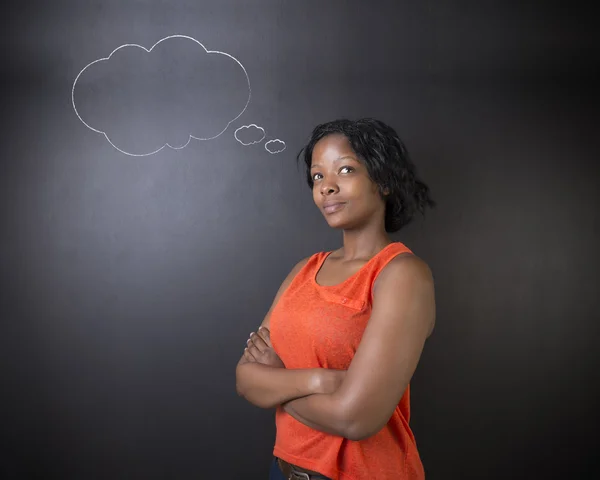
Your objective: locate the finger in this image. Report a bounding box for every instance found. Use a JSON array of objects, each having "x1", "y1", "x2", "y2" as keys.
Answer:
[
  {"x1": 249, "y1": 332, "x2": 268, "y2": 352},
  {"x1": 243, "y1": 348, "x2": 255, "y2": 362},
  {"x1": 247, "y1": 343, "x2": 261, "y2": 359},
  {"x1": 257, "y1": 327, "x2": 272, "y2": 347},
  {"x1": 245, "y1": 332, "x2": 260, "y2": 351}
]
